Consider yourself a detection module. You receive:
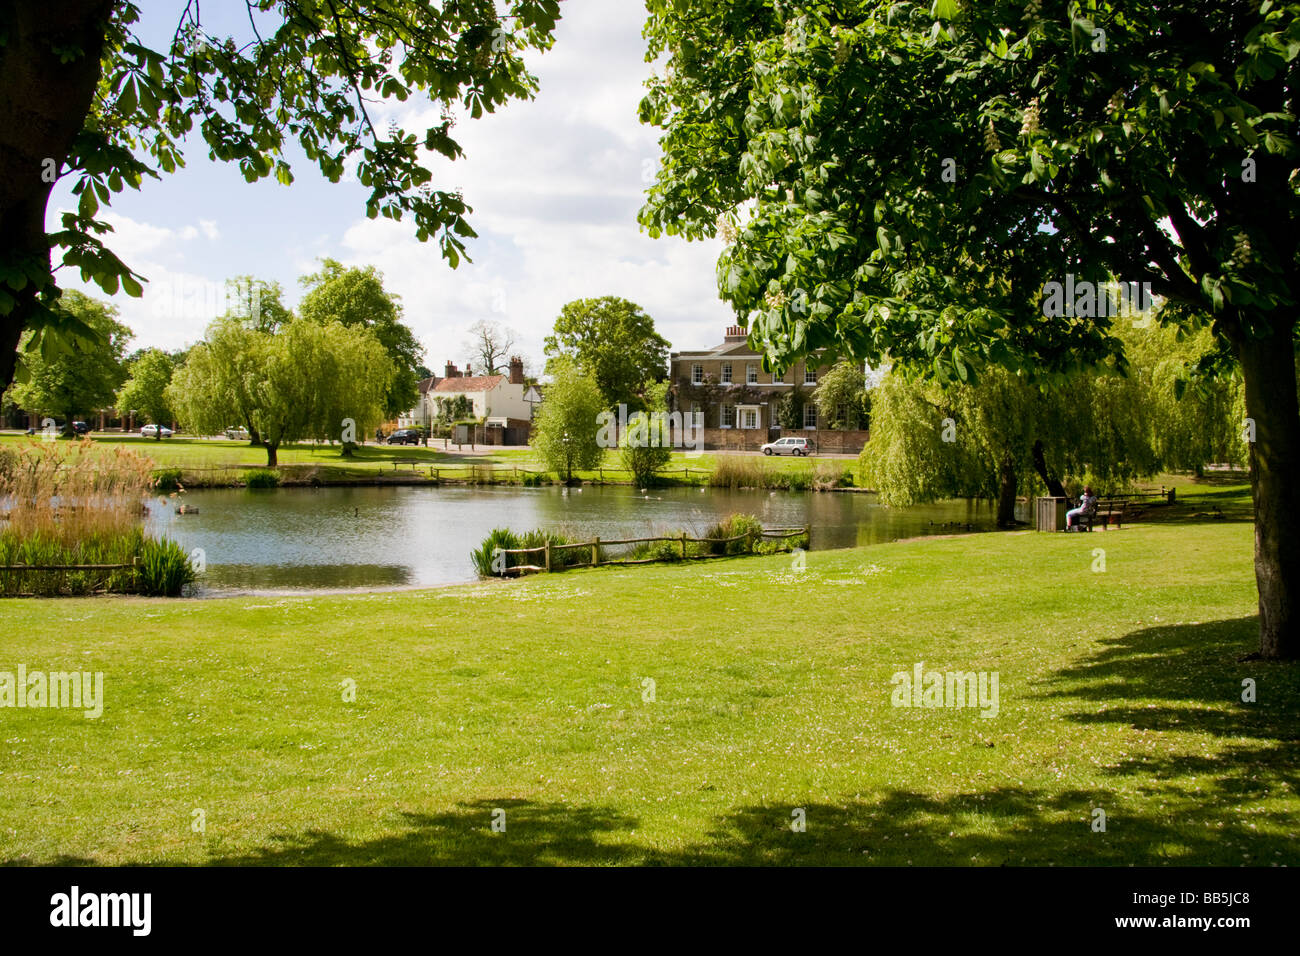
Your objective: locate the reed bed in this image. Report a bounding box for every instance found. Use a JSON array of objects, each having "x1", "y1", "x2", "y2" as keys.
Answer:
[{"x1": 0, "y1": 439, "x2": 192, "y2": 596}]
